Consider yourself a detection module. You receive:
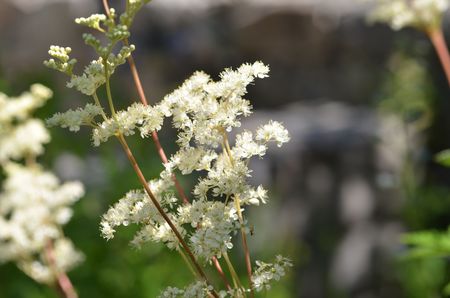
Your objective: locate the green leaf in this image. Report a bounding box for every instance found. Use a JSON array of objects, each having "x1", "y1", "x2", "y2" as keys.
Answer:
[
  {"x1": 443, "y1": 281, "x2": 450, "y2": 296},
  {"x1": 435, "y1": 150, "x2": 450, "y2": 167}
]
